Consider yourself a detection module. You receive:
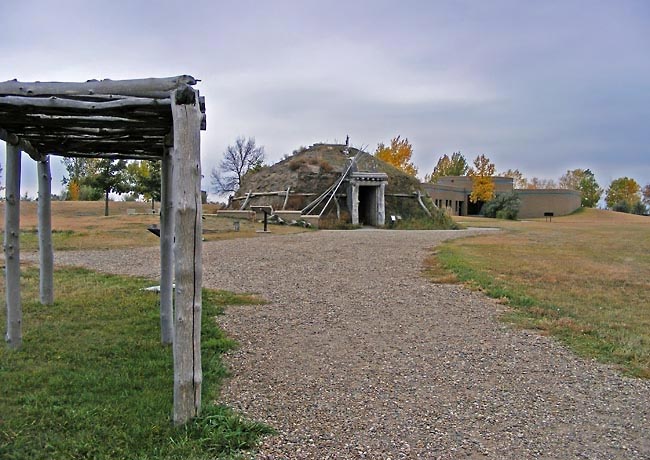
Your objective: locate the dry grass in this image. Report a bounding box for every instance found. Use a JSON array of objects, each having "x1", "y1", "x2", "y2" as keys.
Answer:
[
  {"x1": 429, "y1": 208, "x2": 650, "y2": 377},
  {"x1": 0, "y1": 201, "x2": 308, "y2": 252}
]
